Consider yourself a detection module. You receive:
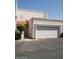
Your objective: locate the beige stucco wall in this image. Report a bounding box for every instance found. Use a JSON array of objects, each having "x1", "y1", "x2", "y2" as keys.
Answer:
[
  {"x1": 28, "y1": 20, "x2": 33, "y2": 37},
  {"x1": 33, "y1": 20, "x2": 63, "y2": 26},
  {"x1": 16, "y1": 9, "x2": 48, "y2": 21}
]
